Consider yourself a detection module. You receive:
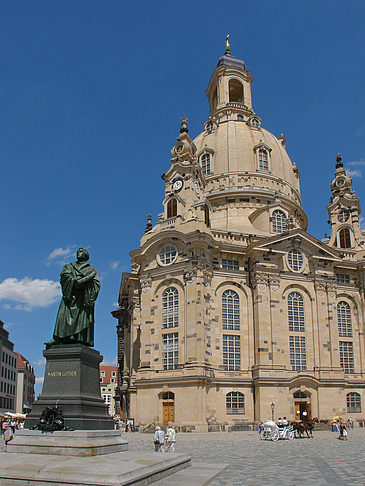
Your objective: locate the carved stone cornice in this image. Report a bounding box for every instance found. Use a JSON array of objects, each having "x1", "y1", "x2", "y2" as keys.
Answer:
[
  {"x1": 140, "y1": 274, "x2": 152, "y2": 293},
  {"x1": 268, "y1": 276, "x2": 280, "y2": 292},
  {"x1": 252, "y1": 273, "x2": 269, "y2": 291}
]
